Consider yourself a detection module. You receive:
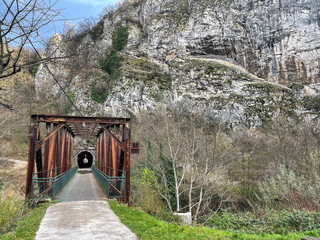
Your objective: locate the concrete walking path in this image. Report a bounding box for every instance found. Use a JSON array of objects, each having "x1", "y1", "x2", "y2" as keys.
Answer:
[
  {"x1": 57, "y1": 169, "x2": 106, "y2": 202},
  {"x1": 35, "y1": 169, "x2": 137, "y2": 240},
  {"x1": 35, "y1": 201, "x2": 137, "y2": 240}
]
